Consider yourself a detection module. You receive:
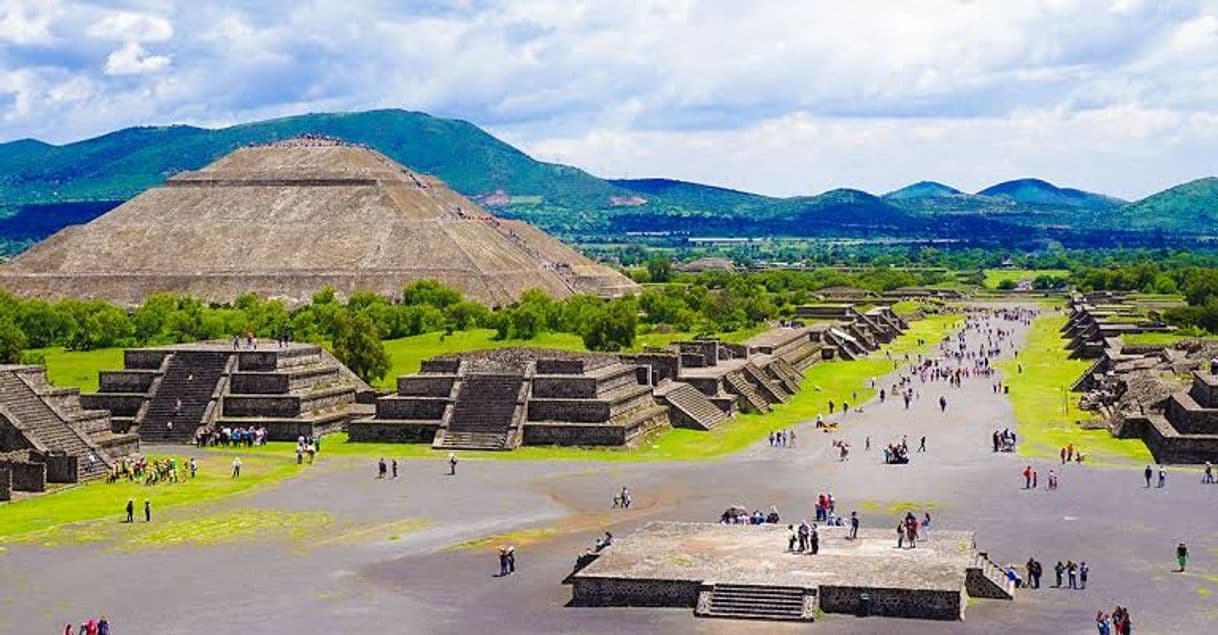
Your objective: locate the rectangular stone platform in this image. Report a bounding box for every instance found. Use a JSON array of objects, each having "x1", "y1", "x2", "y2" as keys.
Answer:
[{"x1": 570, "y1": 521, "x2": 1004, "y2": 622}]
